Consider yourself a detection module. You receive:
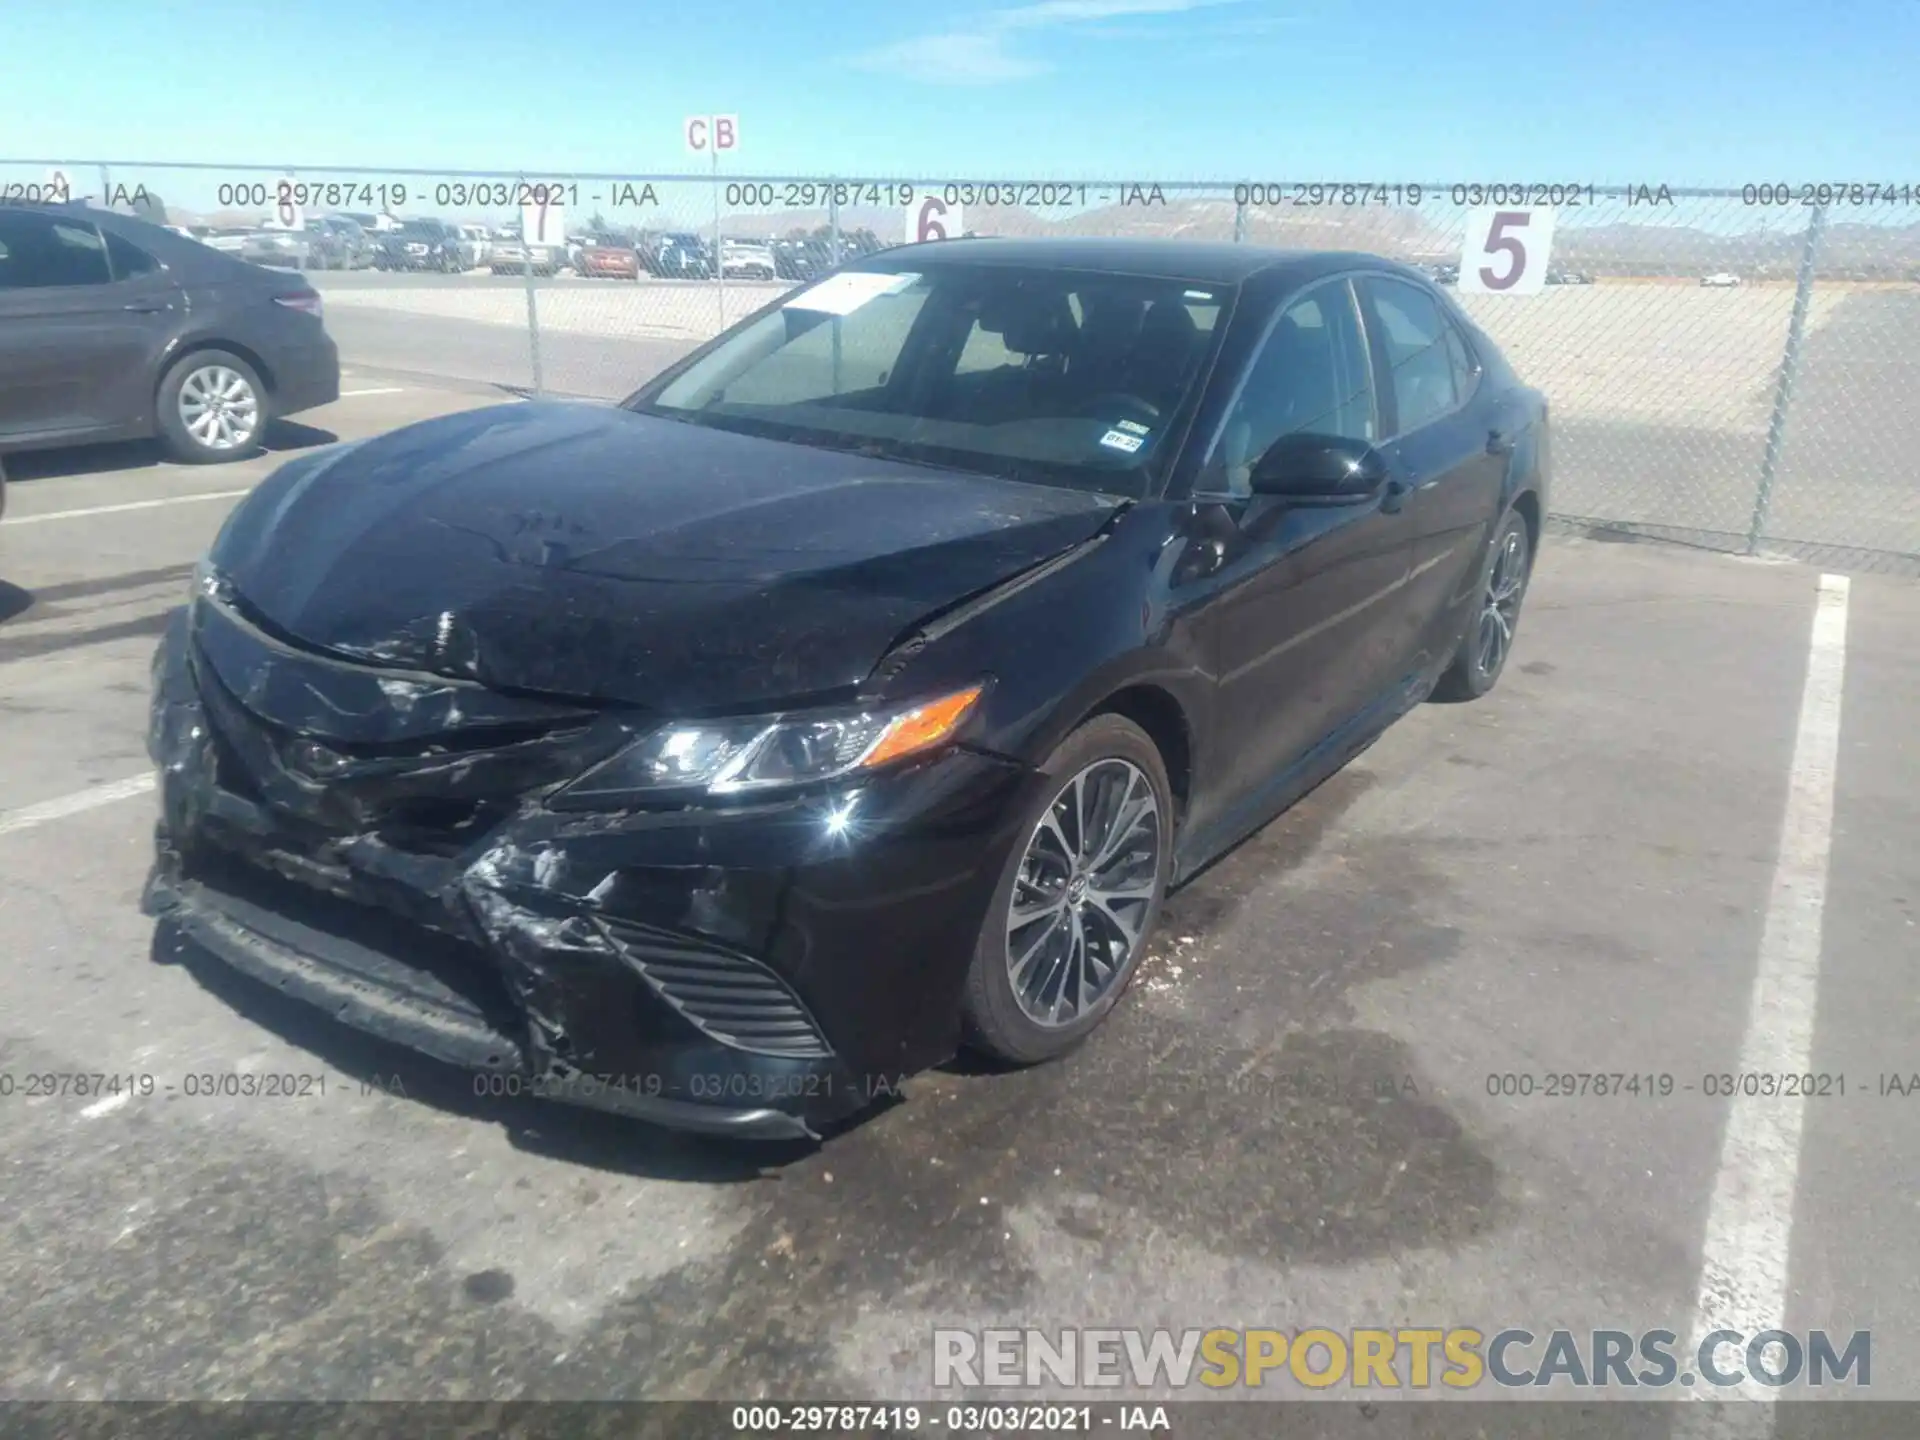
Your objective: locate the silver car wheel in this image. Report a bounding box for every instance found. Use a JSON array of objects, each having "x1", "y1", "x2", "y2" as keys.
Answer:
[
  {"x1": 1473, "y1": 526, "x2": 1528, "y2": 678},
  {"x1": 177, "y1": 365, "x2": 260, "y2": 452},
  {"x1": 1005, "y1": 757, "x2": 1161, "y2": 1028}
]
